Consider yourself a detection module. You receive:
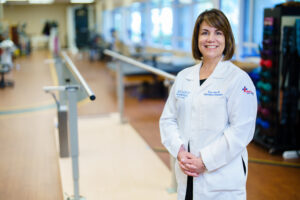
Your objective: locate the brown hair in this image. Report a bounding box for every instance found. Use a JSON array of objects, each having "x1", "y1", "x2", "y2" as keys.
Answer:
[{"x1": 191, "y1": 9, "x2": 235, "y2": 61}]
